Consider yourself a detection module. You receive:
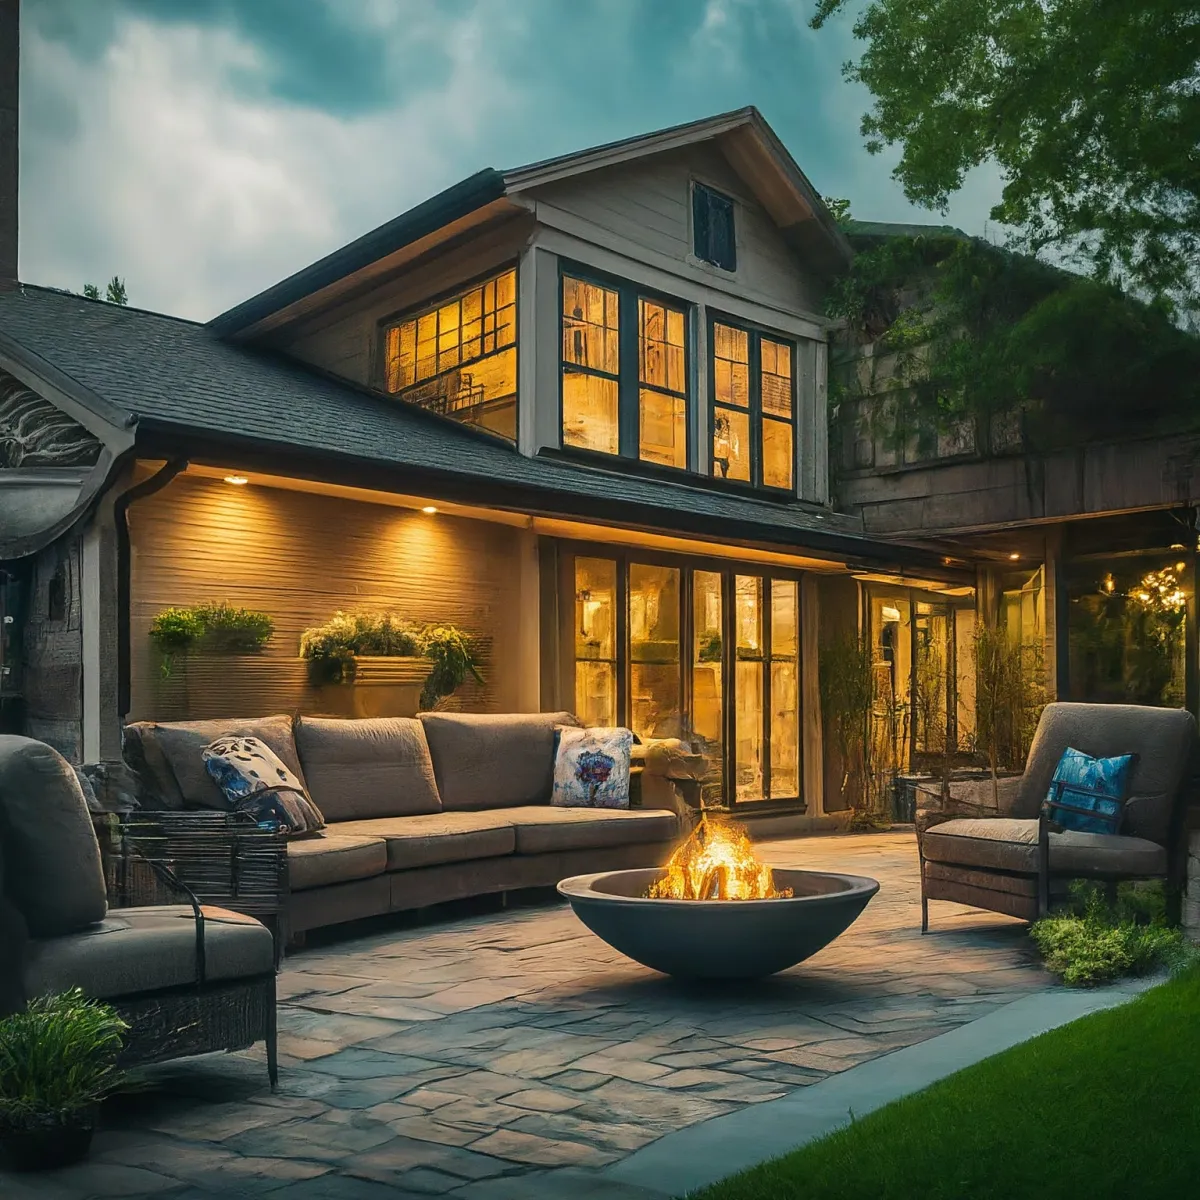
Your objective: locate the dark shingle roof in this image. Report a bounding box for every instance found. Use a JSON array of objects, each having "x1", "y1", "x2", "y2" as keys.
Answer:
[{"x1": 0, "y1": 285, "x2": 949, "y2": 567}]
